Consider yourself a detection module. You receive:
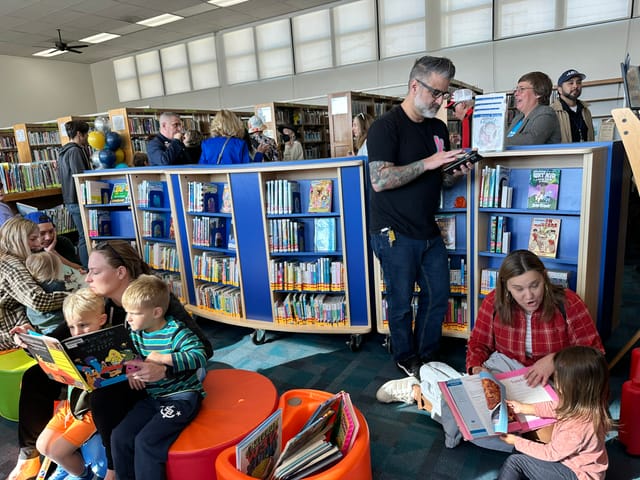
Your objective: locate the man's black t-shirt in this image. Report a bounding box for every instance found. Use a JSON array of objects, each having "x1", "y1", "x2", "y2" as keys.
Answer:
[
  {"x1": 367, "y1": 105, "x2": 450, "y2": 240},
  {"x1": 56, "y1": 234, "x2": 81, "y2": 265}
]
